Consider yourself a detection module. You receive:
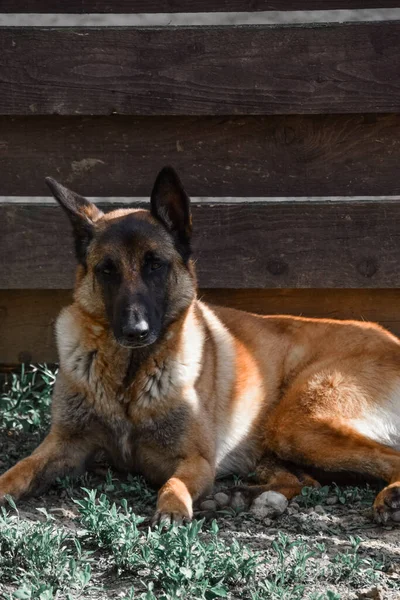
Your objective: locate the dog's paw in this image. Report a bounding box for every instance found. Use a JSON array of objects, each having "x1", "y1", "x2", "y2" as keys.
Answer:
[
  {"x1": 152, "y1": 492, "x2": 192, "y2": 528},
  {"x1": 151, "y1": 510, "x2": 191, "y2": 528},
  {"x1": 373, "y1": 484, "x2": 400, "y2": 524}
]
